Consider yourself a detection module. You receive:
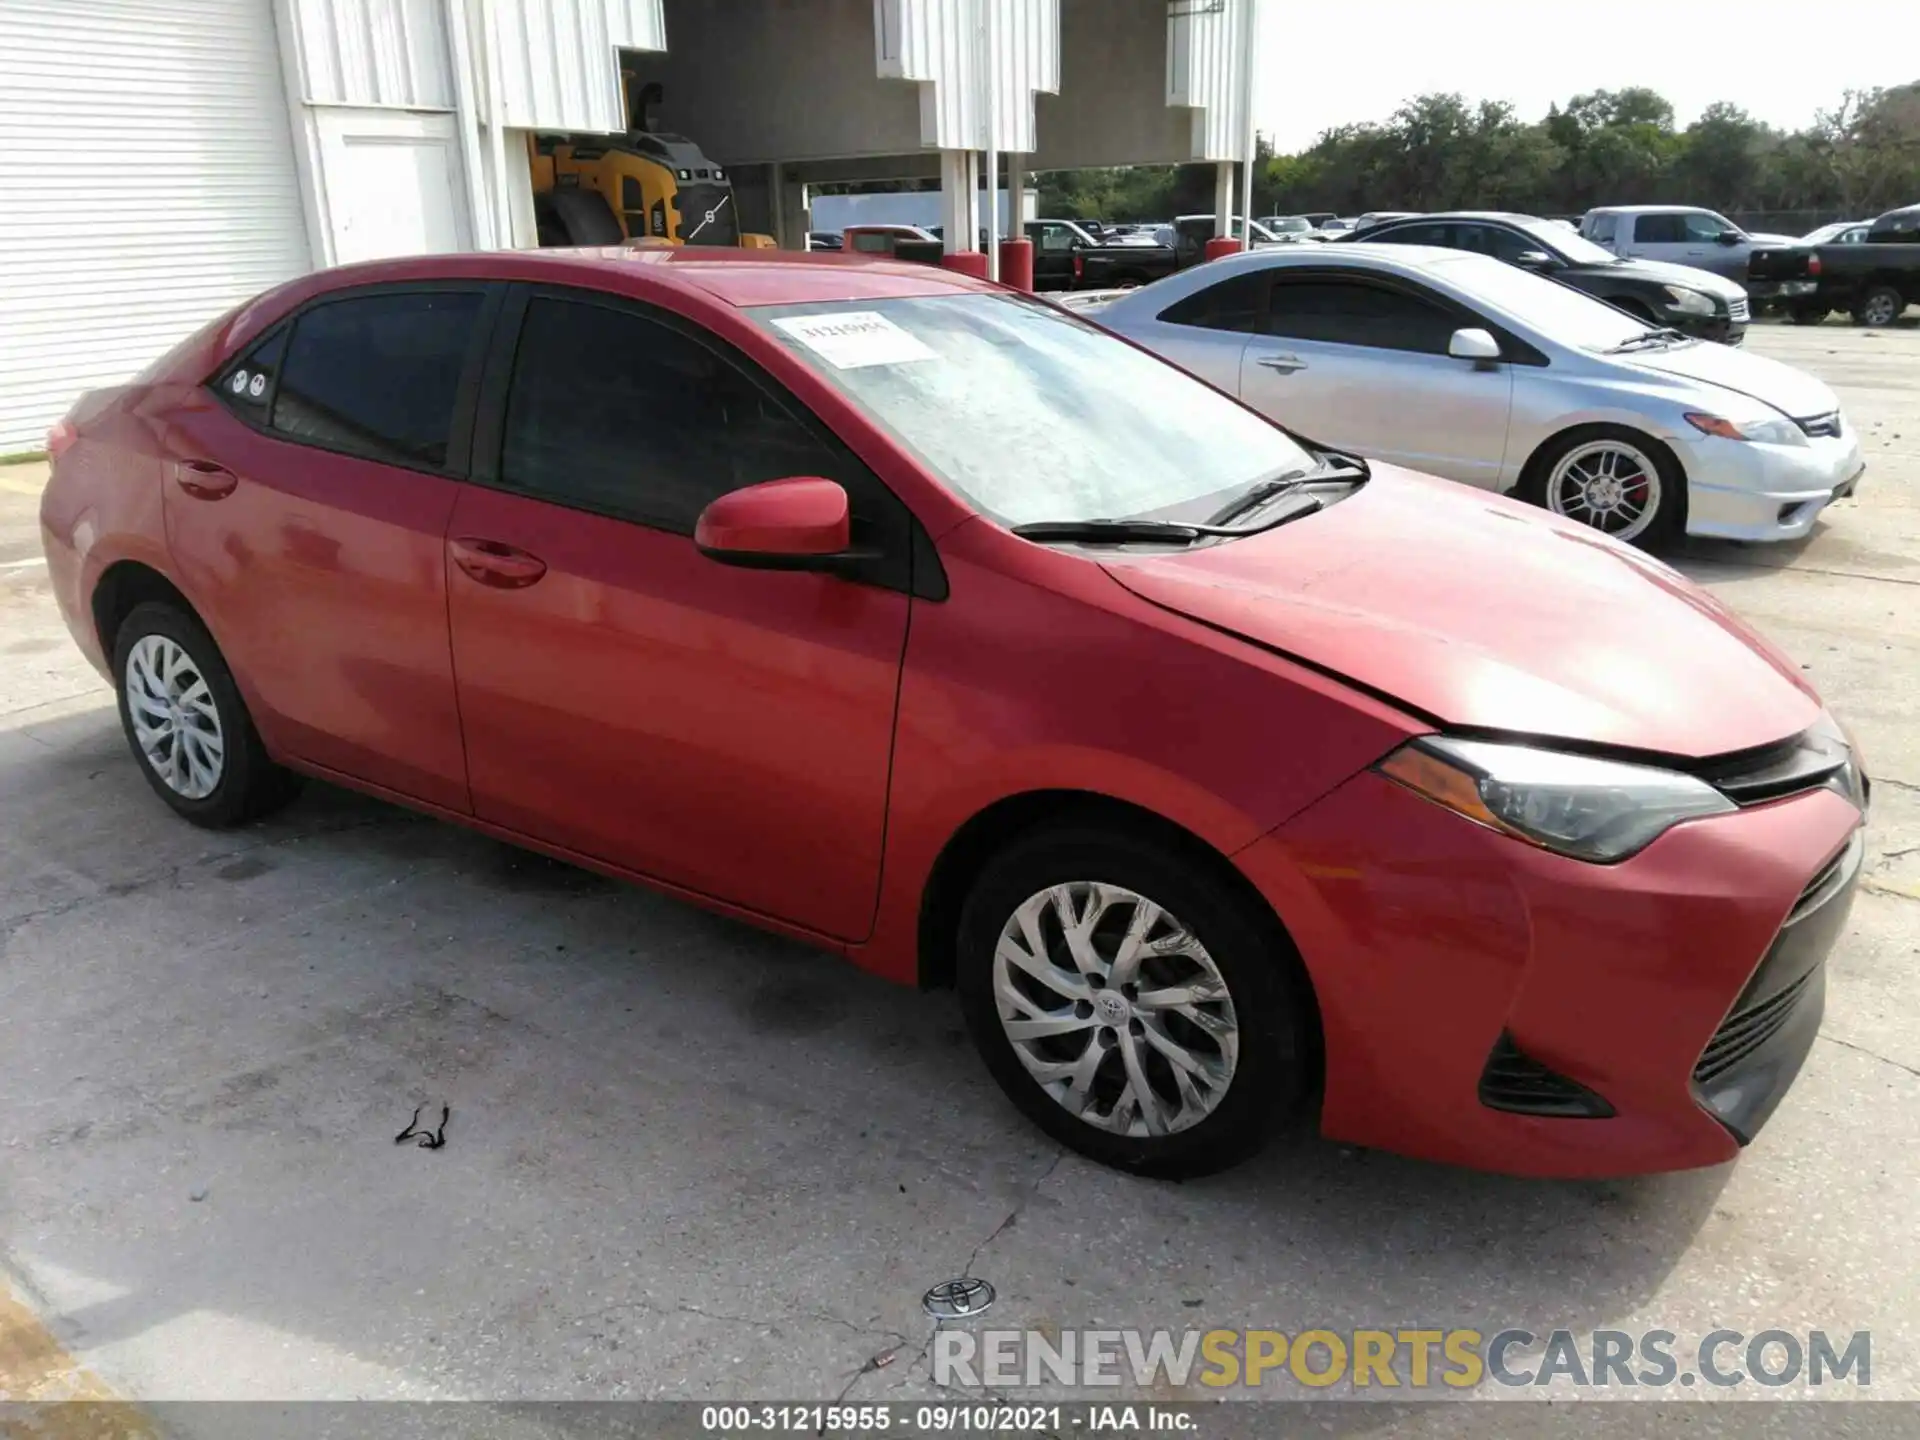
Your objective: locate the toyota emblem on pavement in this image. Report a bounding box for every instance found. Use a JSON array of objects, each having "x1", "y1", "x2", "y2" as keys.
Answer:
[{"x1": 923, "y1": 1277, "x2": 995, "y2": 1319}]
